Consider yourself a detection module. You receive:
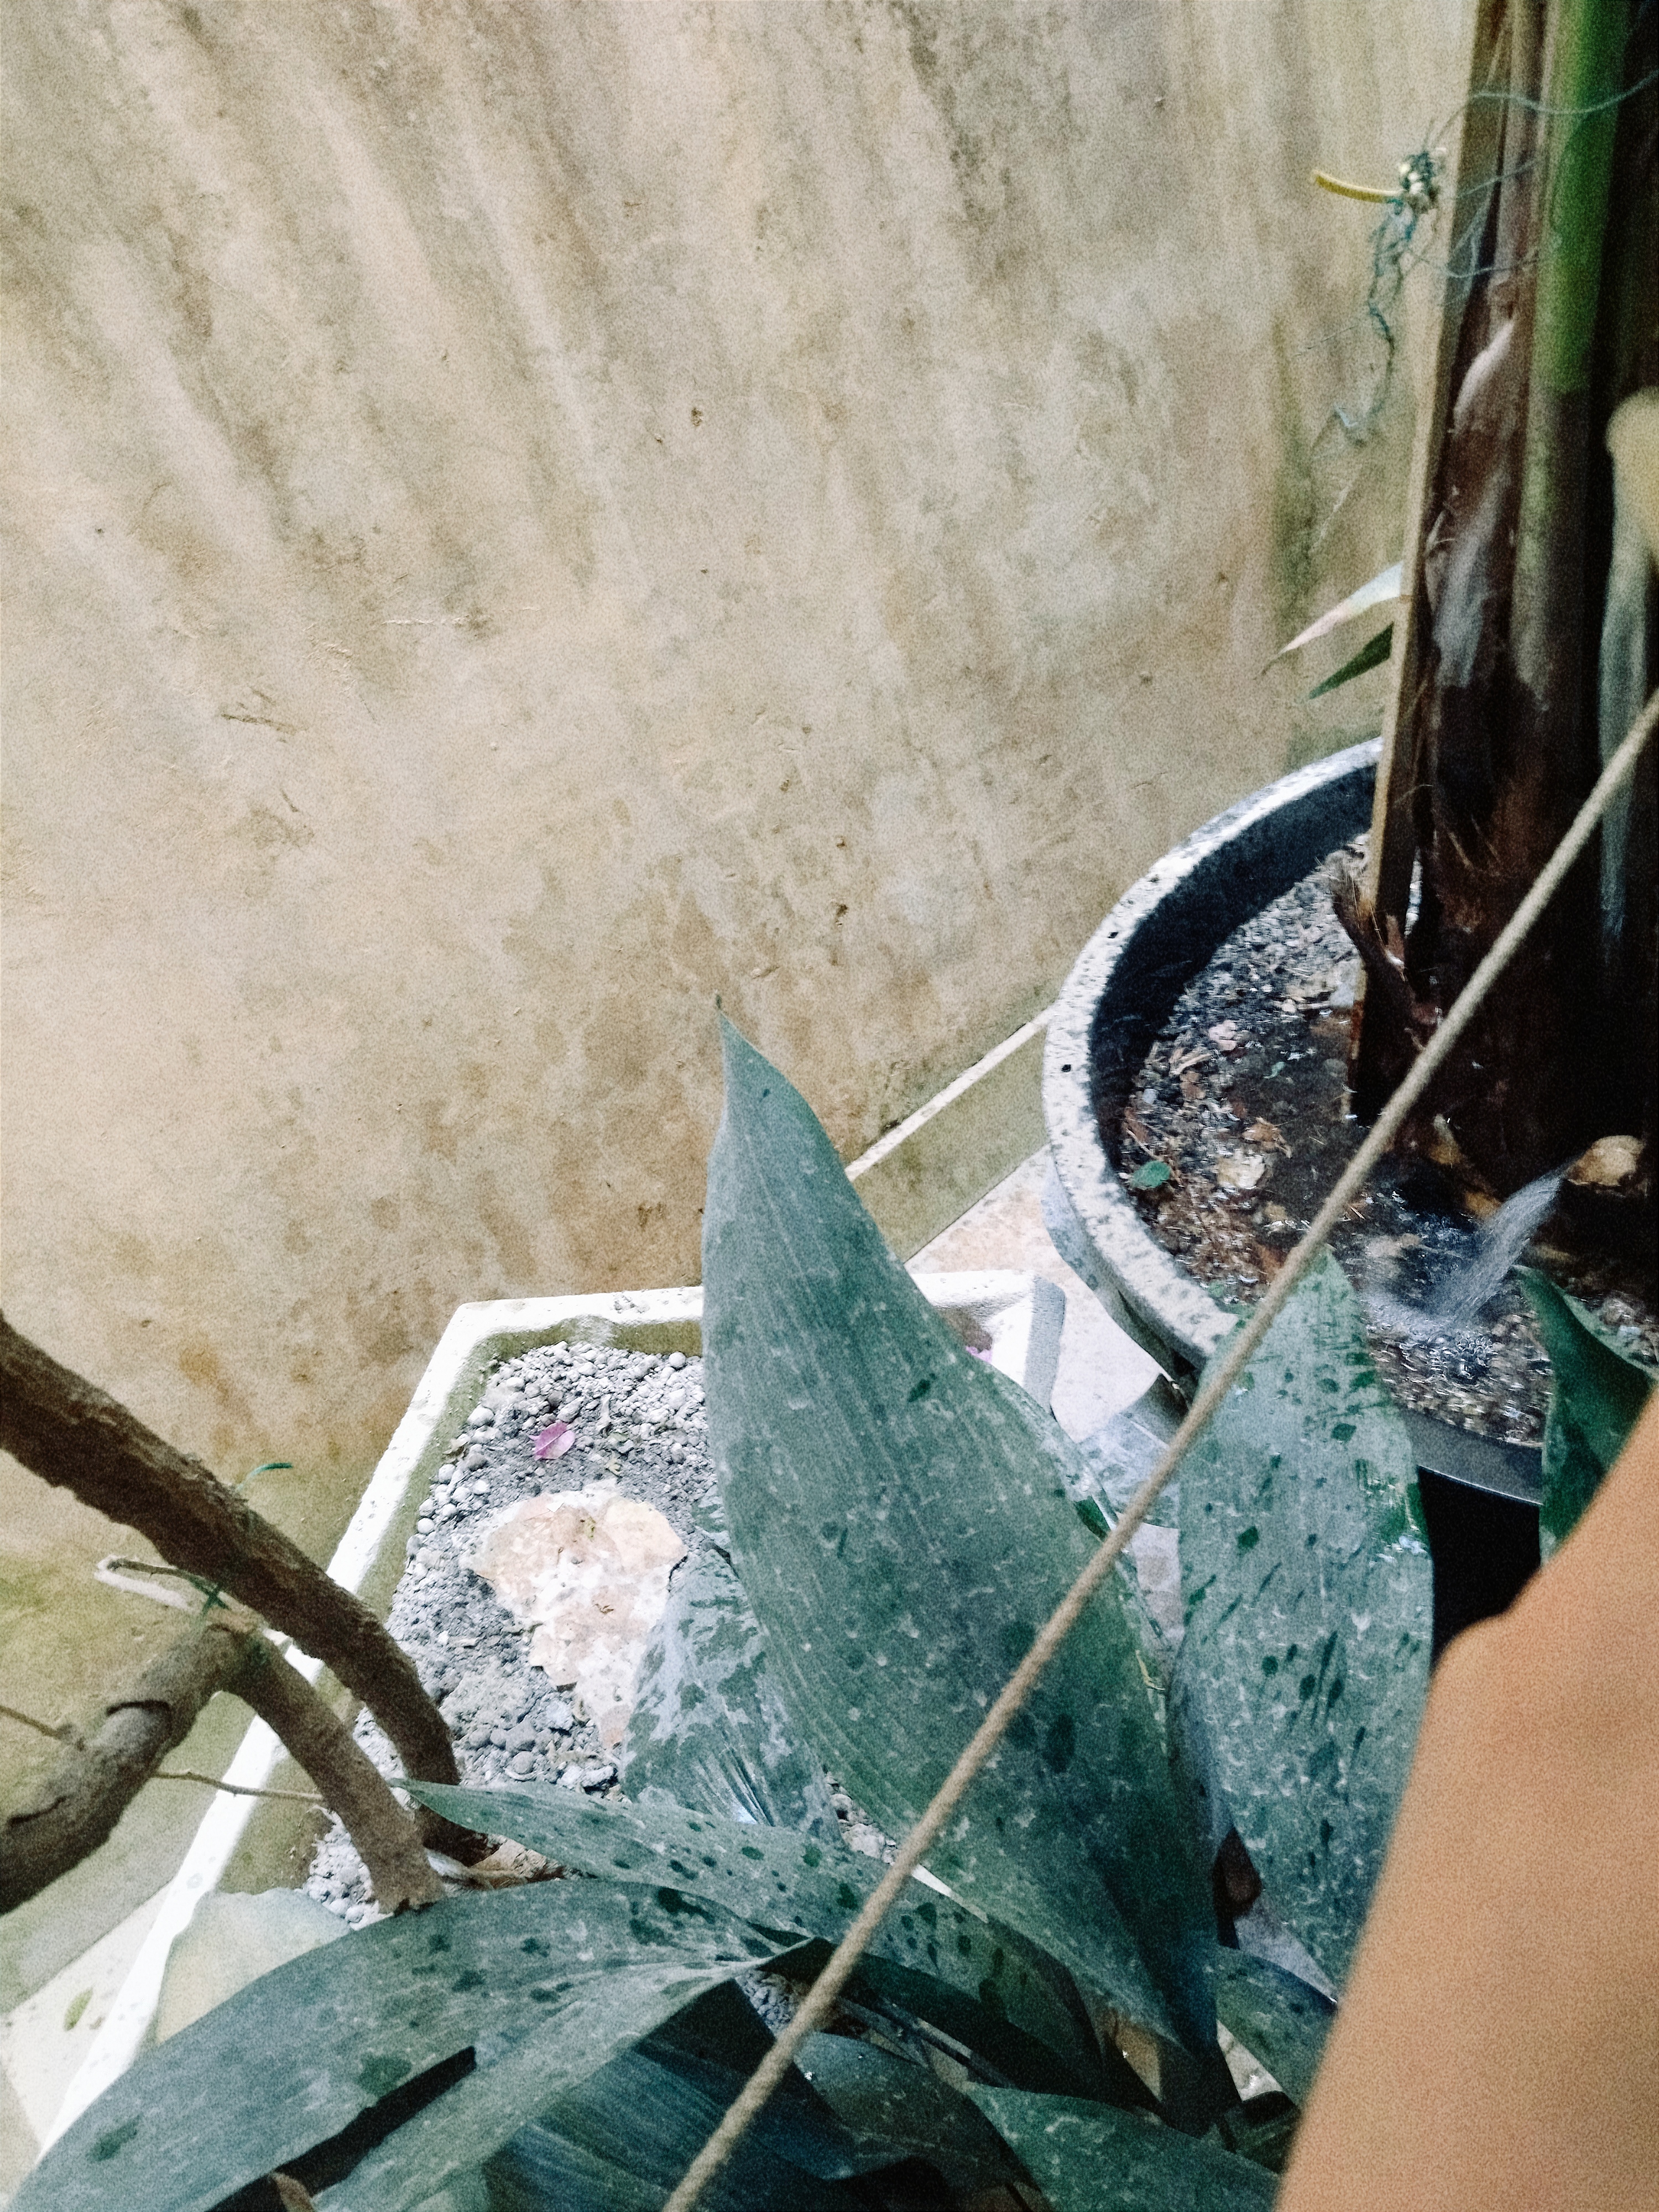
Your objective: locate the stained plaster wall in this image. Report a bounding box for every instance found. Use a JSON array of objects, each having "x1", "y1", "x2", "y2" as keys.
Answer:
[{"x1": 2, "y1": 0, "x2": 1468, "y2": 1950}]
